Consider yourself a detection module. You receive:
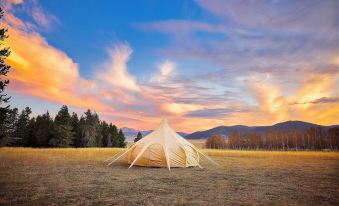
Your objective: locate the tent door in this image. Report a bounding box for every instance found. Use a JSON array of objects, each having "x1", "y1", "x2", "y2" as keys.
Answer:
[{"x1": 147, "y1": 144, "x2": 166, "y2": 167}]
